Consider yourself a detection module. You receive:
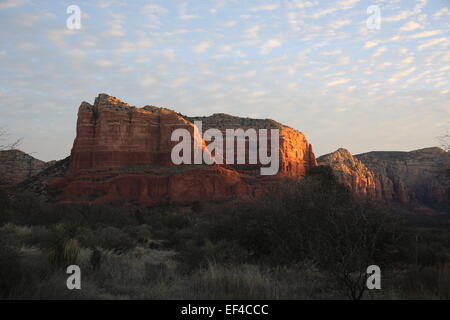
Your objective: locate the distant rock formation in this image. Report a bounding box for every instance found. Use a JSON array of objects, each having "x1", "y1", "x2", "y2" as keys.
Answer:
[
  {"x1": 45, "y1": 94, "x2": 317, "y2": 205},
  {"x1": 317, "y1": 148, "x2": 379, "y2": 200},
  {"x1": 0, "y1": 150, "x2": 54, "y2": 187},
  {"x1": 356, "y1": 148, "x2": 449, "y2": 212},
  {"x1": 318, "y1": 147, "x2": 449, "y2": 213}
]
